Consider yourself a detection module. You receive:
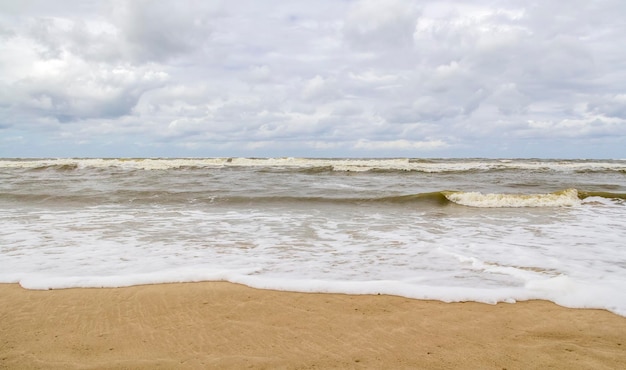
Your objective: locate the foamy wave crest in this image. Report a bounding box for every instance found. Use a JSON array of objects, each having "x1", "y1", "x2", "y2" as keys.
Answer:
[{"x1": 444, "y1": 188, "x2": 581, "y2": 208}]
